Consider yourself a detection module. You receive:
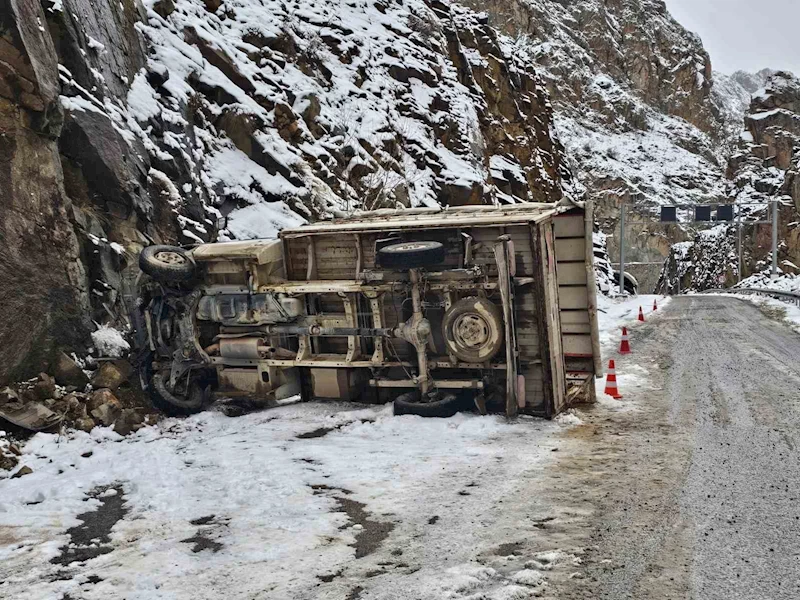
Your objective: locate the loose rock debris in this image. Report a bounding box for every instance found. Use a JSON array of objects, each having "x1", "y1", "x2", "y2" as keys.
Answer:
[{"x1": 0, "y1": 368, "x2": 160, "y2": 451}]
